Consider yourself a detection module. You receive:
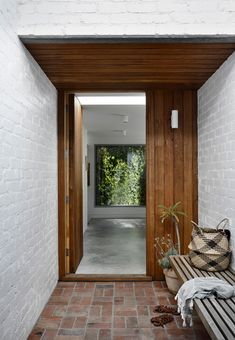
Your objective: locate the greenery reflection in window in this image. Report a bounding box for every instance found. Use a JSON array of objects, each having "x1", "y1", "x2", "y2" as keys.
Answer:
[{"x1": 95, "y1": 145, "x2": 146, "y2": 206}]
